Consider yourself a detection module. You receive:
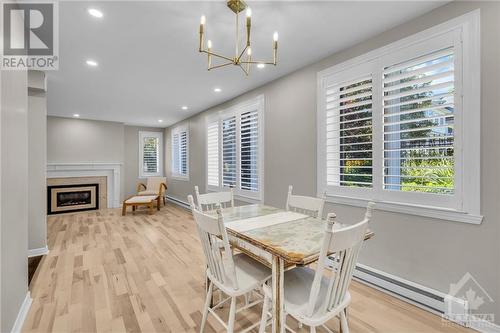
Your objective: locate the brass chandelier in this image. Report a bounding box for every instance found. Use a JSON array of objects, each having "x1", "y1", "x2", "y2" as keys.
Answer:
[{"x1": 198, "y1": 0, "x2": 278, "y2": 75}]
